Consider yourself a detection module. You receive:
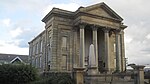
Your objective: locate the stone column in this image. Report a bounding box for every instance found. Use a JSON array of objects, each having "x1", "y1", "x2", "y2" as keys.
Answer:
[
  {"x1": 92, "y1": 26, "x2": 98, "y2": 69},
  {"x1": 103, "y1": 28, "x2": 110, "y2": 72},
  {"x1": 79, "y1": 24, "x2": 85, "y2": 68},
  {"x1": 115, "y1": 30, "x2": 121, "y2": 72},
  {"x1": 120, "y1": 30, "x2": 126, "y2": 71}
]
